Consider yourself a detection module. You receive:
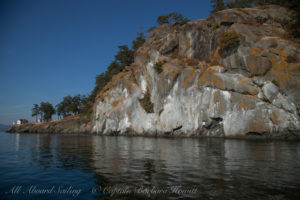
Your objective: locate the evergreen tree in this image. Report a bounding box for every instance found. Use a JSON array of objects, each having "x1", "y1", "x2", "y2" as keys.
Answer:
[
  {"x1": 132, "y1": 31, "x2": 146, "y2": 52},
  {"x1": 226, "y1": 0, "x2": 253, "y2": 8},
  {"x1": 157, "y1": 12, "x2": 190, "y2": 25},
  {"x1": 70, "y1": 95, "x2": 82, "y2": 115},
  {"x1": 169, "y1": 12, "x2": 190, "y2": 24},
  {"x1": 56, "y1": 103, "x2": 63, "y2": 119},
  {"x1": 210, "y1": 0, "x2": 226, "y2": 13},
  {"x1": 40, "y1": 102, "x2": 55, "y2": 122},
  {"x1": 31, "y1": 104, "x2": 40, "y2": 122},
  {"x1": 157, "y1": 14, "x2": 170, "y2": 25},
  {"x1": 114, "y1": 45, "x2": 134, "y2": 67},
  {"x1": 56, "y1": 95, "x2": 84, "y2": 118}
]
